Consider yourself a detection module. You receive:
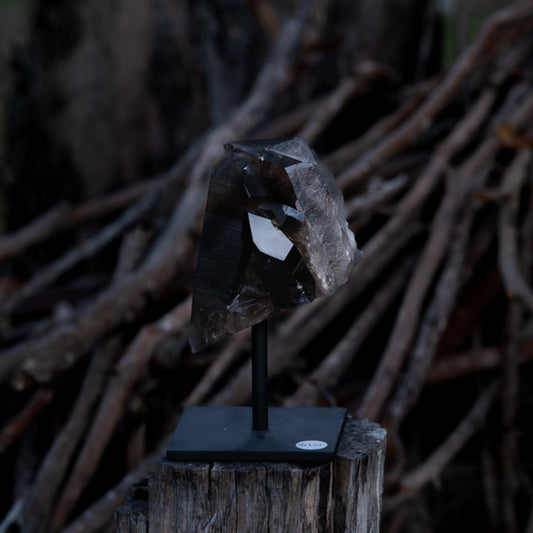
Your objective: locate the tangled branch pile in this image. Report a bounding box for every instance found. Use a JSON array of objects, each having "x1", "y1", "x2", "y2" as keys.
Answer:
[{"x1": 1, "y1": 2, "x2": 533, "y2": 532}]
